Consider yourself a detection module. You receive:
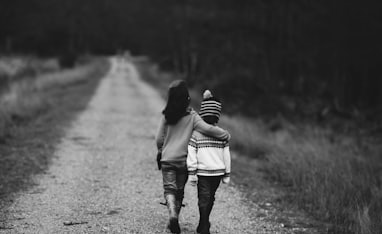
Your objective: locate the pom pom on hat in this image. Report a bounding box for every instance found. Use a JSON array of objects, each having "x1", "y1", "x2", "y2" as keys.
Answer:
[
  {"x1": 199, "y1": 90, "x2": 222, "y2": 119},
  {"x1": 203, "y1": 90, "x2": 213, "y2": 99}
]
